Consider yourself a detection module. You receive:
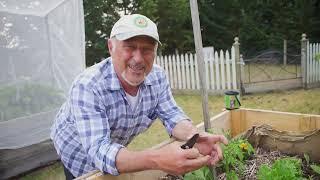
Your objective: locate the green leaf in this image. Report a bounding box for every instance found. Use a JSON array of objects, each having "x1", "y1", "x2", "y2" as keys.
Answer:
[
  {"x1": 304, "y1": 153, "x2": 310, "y2": 166},
  {"x1": 257, "y1": 165, "x2": 272, "y2": 180},
  {"x1": 310, "y1": 164, "x2": 320, "y2": 175},
  {"x1": 257, "y1": 157, "x2": 303, "y2": 180},
  {"x1": 184, "y1": 166, "x2": 213, "y2": 180},
  {"x1": 226, "y1": 170, "x2": 239, "y2": 180}
]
